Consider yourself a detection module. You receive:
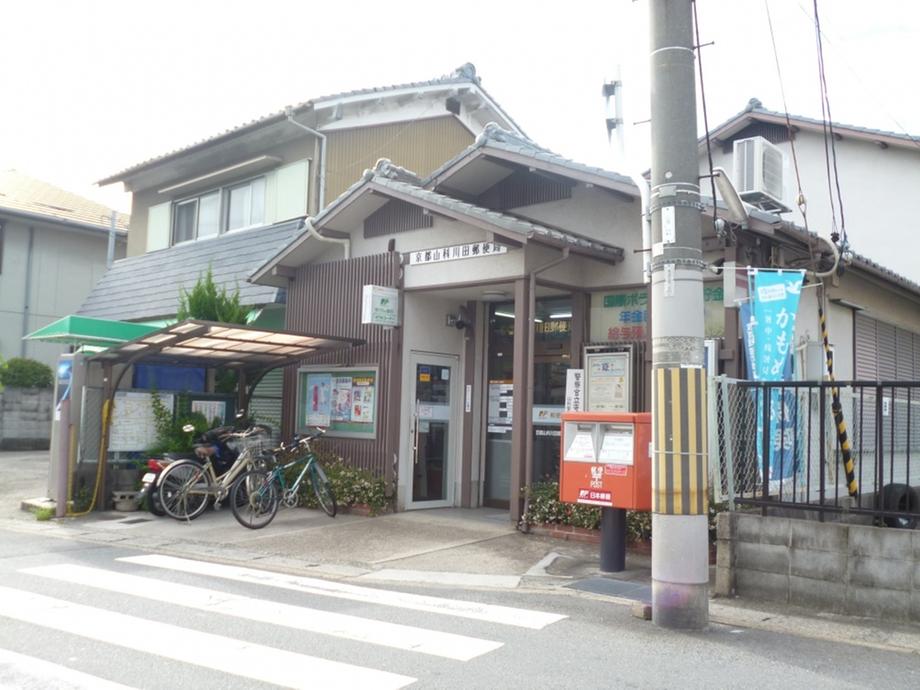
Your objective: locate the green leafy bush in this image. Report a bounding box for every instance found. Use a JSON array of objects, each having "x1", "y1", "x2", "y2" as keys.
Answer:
[
  {"x1": 521, "y1": 481, "x2": 652, "y2": 542},
  {"x1": 0, "y1": 357, "x2": 53, "y2": 388},
  {"x1": 291, "y1": 448, "x2": 389, "y2": 515},
  {"x1": 147, "y1": 392, "x2": 212, "y2": 454}
]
